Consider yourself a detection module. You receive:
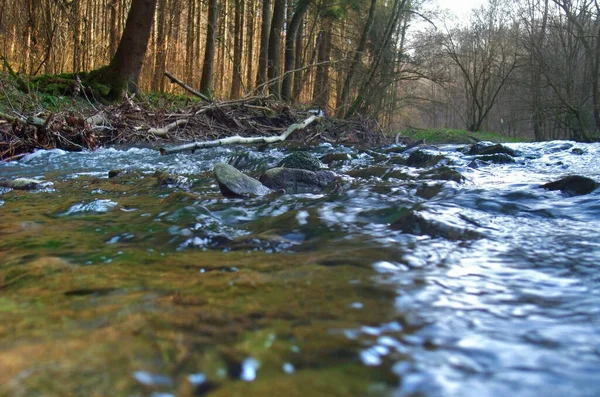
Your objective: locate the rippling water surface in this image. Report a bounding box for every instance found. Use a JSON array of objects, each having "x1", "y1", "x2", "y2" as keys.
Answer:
[{"x1": 1, "y1": 141, "x2": 599, "y2": 396}]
